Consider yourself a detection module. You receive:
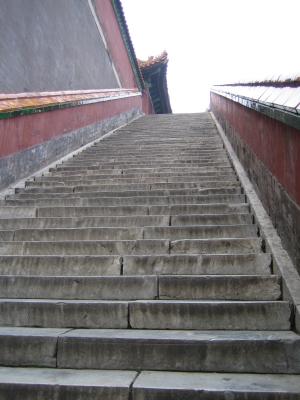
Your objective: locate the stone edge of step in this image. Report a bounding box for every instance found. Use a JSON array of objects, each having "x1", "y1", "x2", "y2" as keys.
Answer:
[{"x1": 211, "y1": 112, "x2": 300, "y2": 332}]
